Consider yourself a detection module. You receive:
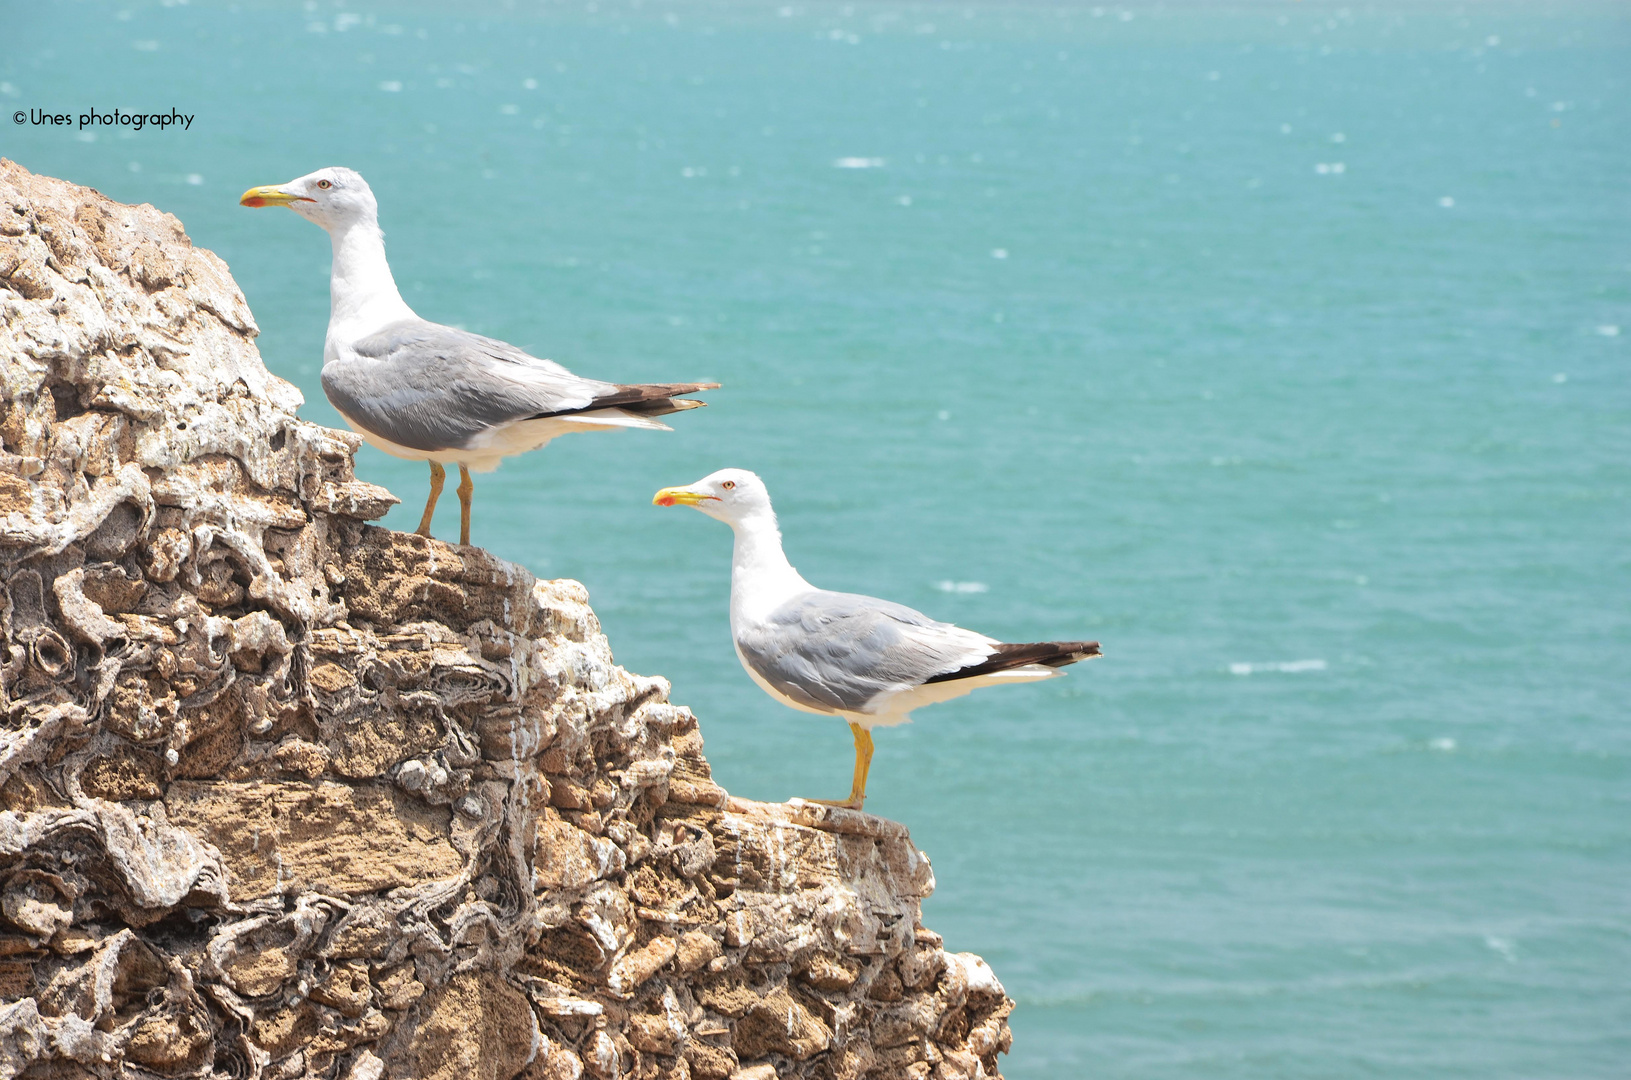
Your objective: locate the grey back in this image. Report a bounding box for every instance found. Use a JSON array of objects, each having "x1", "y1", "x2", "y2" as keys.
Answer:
[
  {"x1": 322, "y1": 319, "x2": 613, "y2": 452},
  {"x1": 736, "y1": 590, "x2": 989, "y2": 713}
]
